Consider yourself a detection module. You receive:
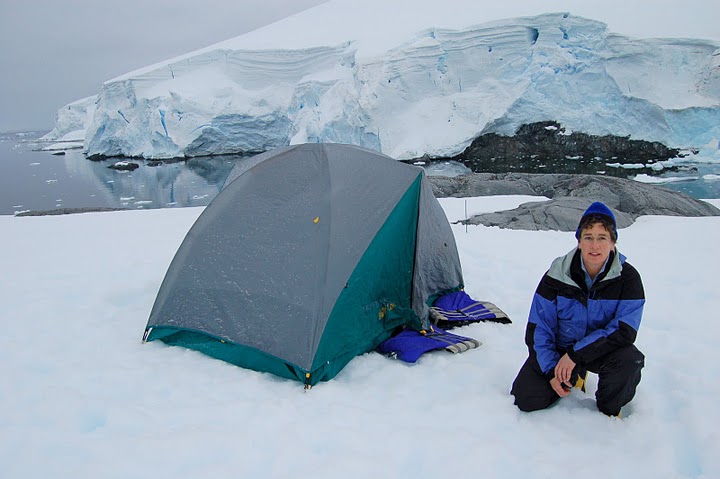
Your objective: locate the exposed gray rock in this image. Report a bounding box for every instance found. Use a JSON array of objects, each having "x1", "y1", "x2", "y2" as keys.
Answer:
[
  {"x1": 430, "y1": 172, "x2": 538, "y2": 197},
  {"x1": 464, "y1": 197, "x2": 638, "y2": 232},
  {"x1": 428, "y1": 173, "x2": 720, "y2": 232}
]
